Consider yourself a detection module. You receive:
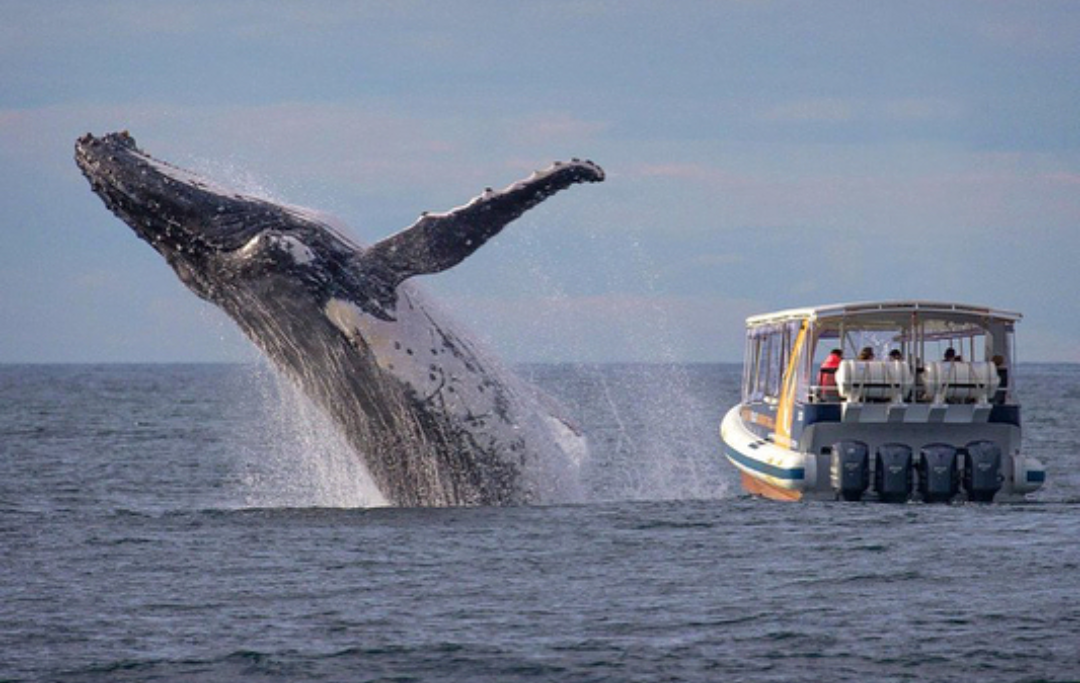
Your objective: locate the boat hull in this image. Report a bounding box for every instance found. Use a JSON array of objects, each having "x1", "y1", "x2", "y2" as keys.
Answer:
[
  {"x1": 721, "y1": 403, "x2": 1045, "y2": 502},
  {"x1": 720, "y1": 406, "x2": 816, "y2": 501},
  {"x1": 738, "y1": 472, "x2": 803, "y2": 501}
]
